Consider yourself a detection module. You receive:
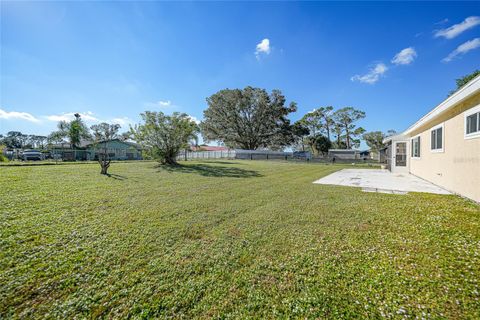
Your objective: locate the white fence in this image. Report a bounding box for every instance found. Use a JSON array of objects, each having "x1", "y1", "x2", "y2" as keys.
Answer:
[
  {"x1": 177, "y1": 149, "x2": 377, "y2": 164},
  {"x1": 177, "y1": 150, "x2": 236, "y2": 160}
]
